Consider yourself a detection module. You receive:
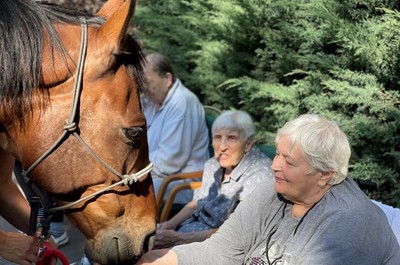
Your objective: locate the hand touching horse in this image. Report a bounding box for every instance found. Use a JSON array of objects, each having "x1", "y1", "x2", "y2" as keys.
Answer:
[{"x1": 0, "y1": 0, "x2": 156, "y2": 264}]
